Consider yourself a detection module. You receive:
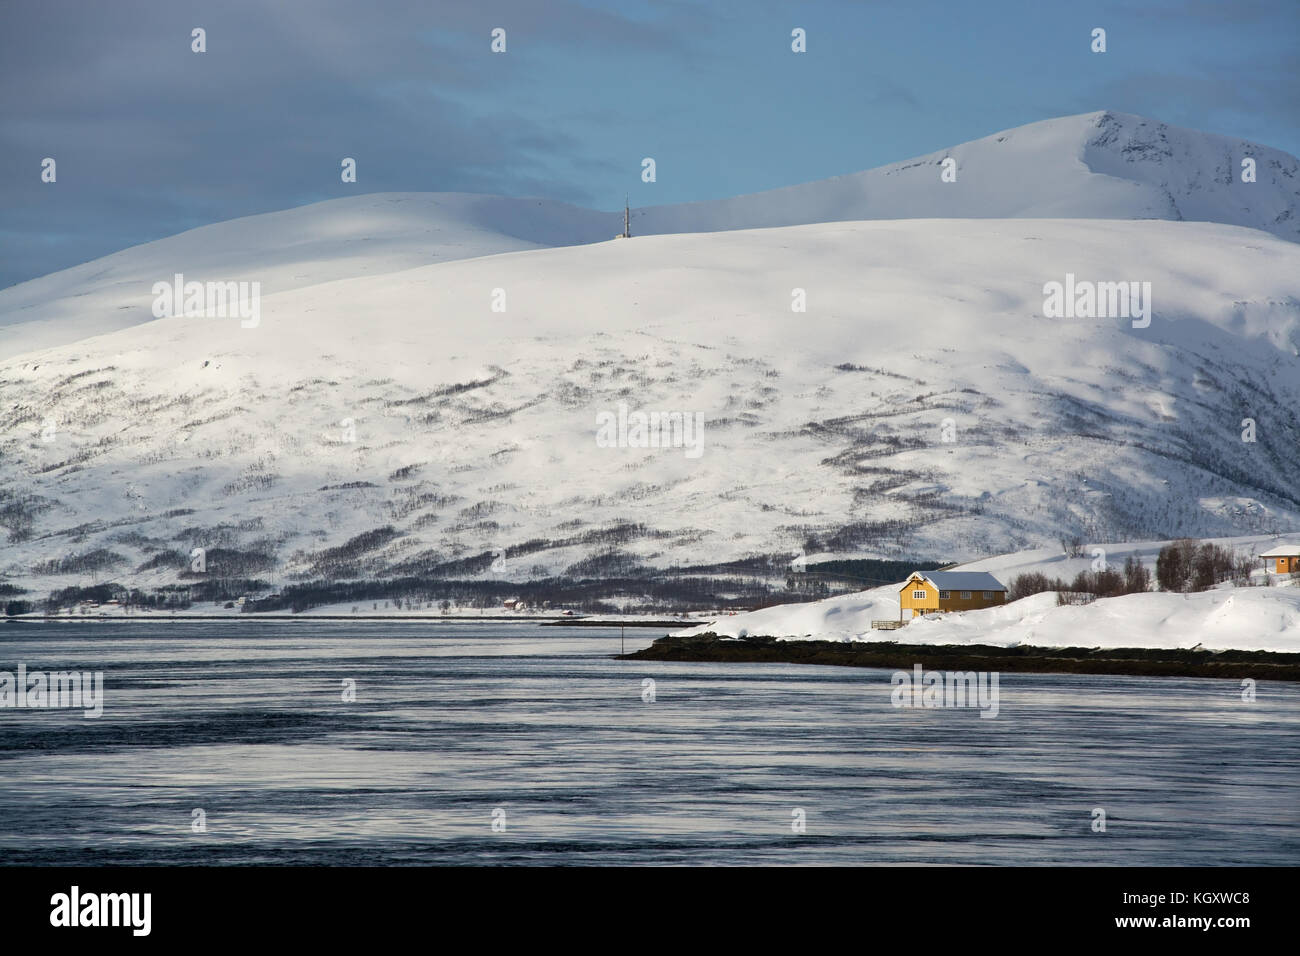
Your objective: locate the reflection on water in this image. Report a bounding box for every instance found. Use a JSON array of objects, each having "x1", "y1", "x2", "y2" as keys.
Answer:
[{"x1": 1, "y1": 621, "x2": 1296, "y2": 865}]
